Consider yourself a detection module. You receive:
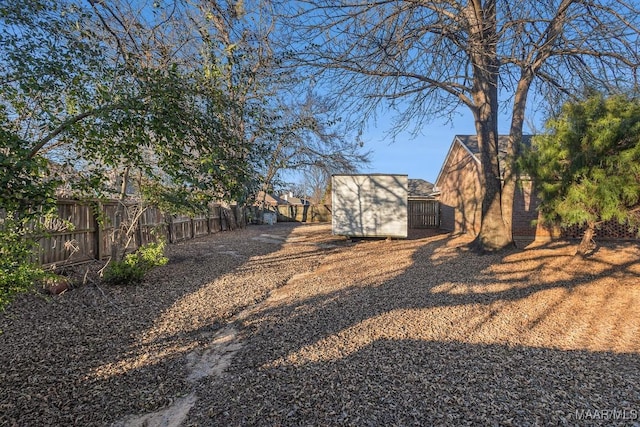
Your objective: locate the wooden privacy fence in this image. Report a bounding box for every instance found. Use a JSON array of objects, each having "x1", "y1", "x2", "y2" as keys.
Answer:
[
  {"x1": 246, "y1": 204, "x2": 332, "y2": 224},
  {"x1": 274, "y1": 204, "x2": 331, "y2": 223},
  {"x1": 34, "y1": 199, "x2": 245, "y2": 267},
  {"x1": 408, "y1": 199, "x2": 440, "y2": 229}
]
